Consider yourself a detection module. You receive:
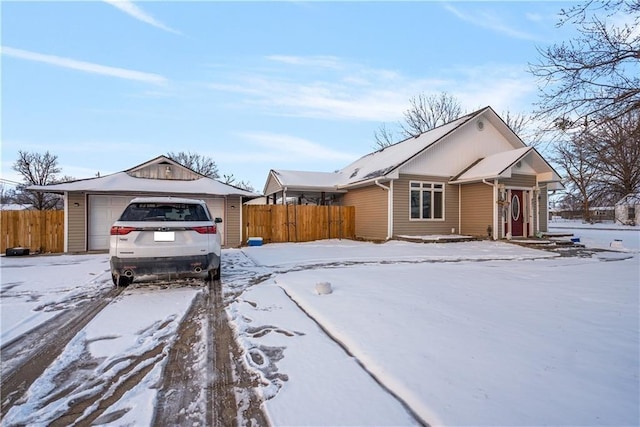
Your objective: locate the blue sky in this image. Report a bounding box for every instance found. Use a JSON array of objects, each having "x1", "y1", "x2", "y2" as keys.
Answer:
[{"x1": 1, "y1": 1, "x2": 577, "y2": 192}]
